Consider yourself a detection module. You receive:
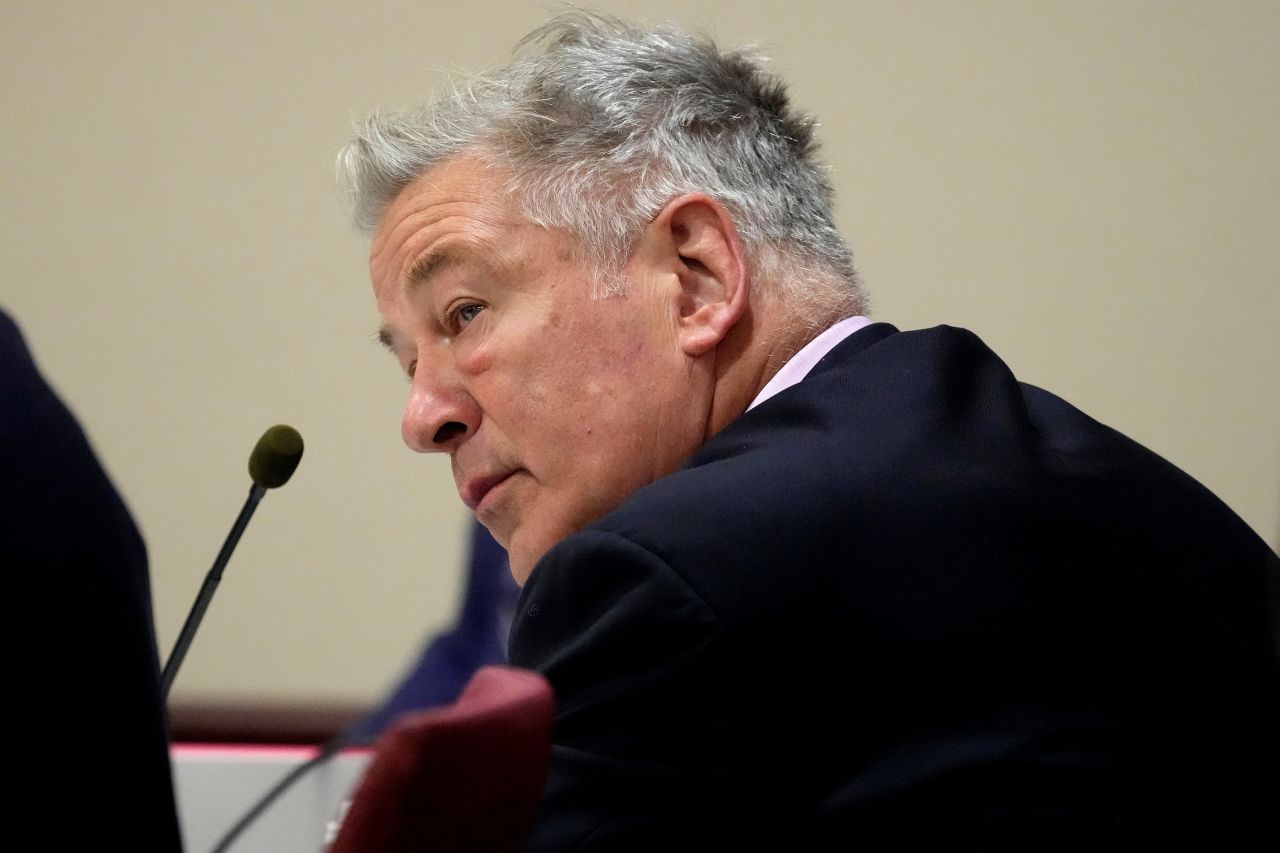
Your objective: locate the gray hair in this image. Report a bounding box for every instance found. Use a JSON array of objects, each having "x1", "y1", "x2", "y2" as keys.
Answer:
[{"x1": 339, "y1": 11, "x2": 865, "y2": 312}]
